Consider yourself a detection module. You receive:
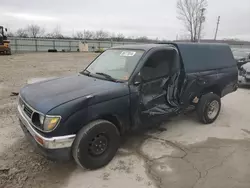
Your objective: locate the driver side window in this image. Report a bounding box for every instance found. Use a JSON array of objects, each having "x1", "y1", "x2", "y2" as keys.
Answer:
[{"x1": 141, "y1": 50, "x2": 171, "y2": 81}]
